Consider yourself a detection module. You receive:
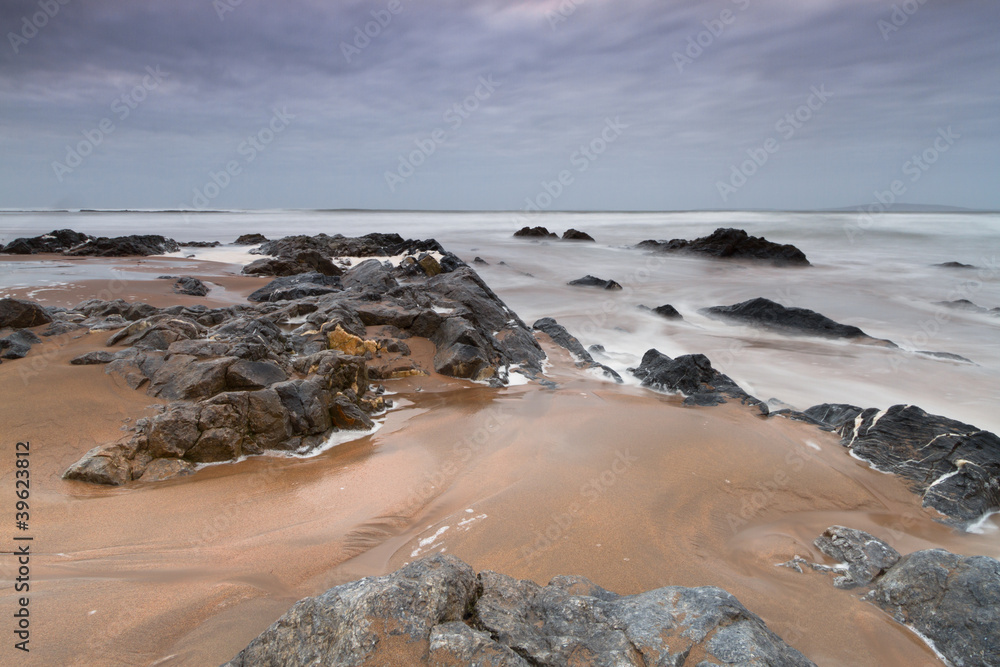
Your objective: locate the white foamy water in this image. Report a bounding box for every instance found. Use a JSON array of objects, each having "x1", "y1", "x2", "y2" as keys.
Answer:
[{"x1": 2, "y1": 209, "x2": 998, "y2": 432}]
